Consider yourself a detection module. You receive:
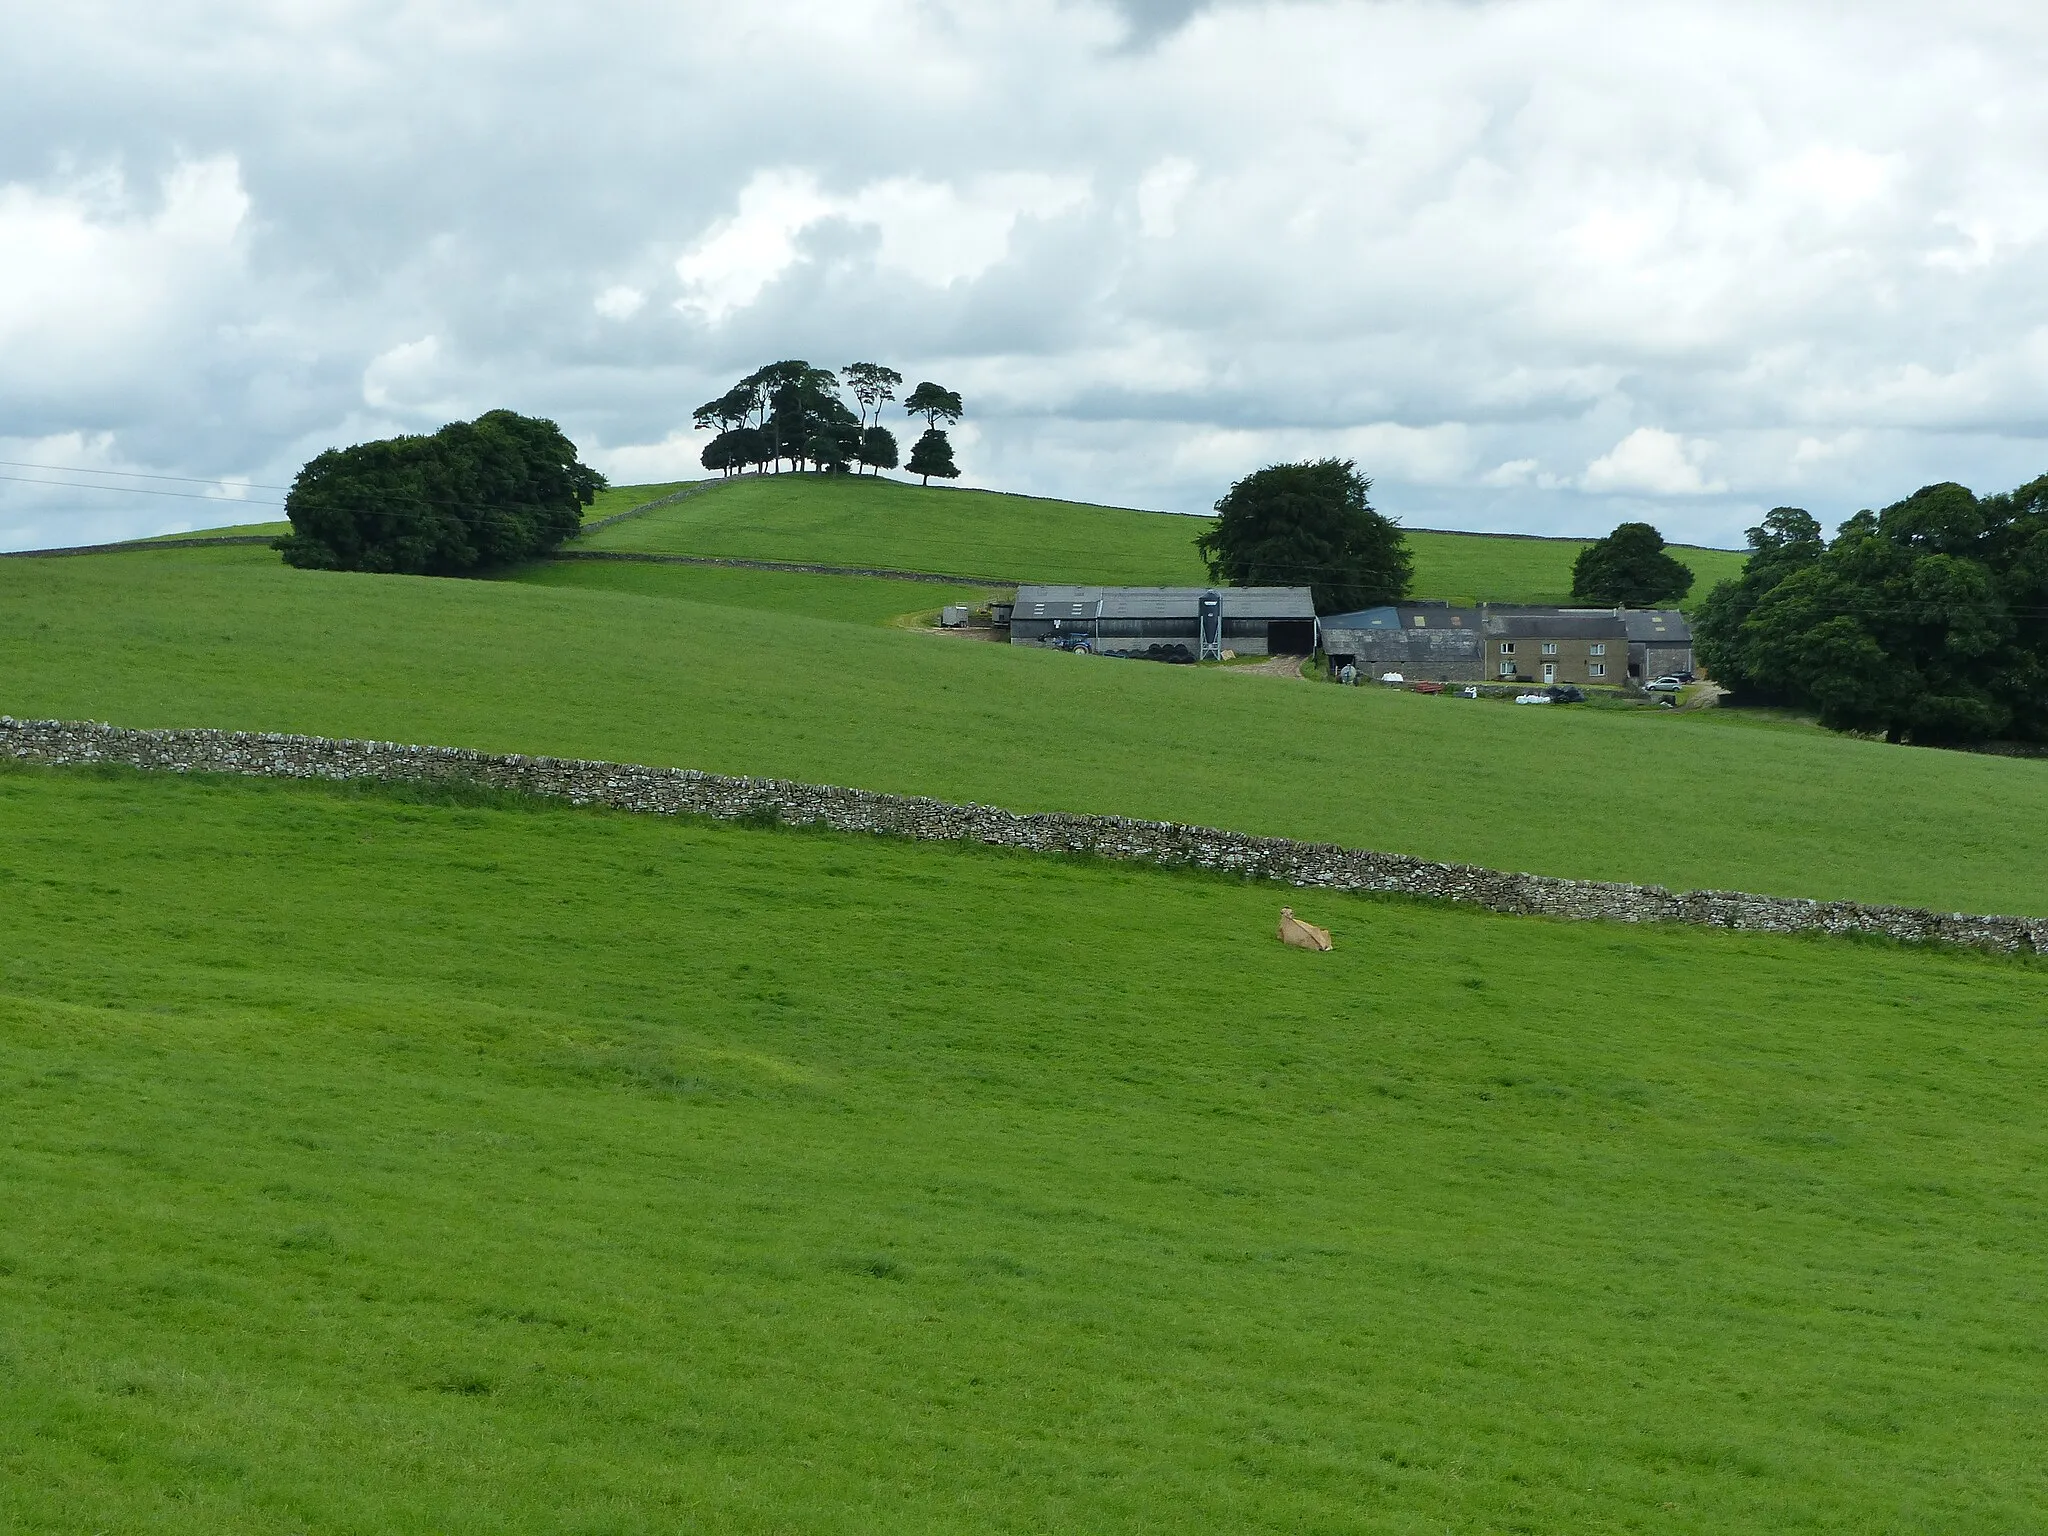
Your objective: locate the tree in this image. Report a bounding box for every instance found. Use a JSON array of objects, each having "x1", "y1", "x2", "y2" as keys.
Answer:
[
  {"x1": 1693, "y1": 507, "x2": 1825, "y2": 699},
  {"x1": 1196, "y1": 459, "x2": 1410, "y2": 614},
  {"x1": 700, "y1": 428, "x2": 751, "y2": 476},
  {"x1": 841, "y1": 362, "x2": 903, "y2": 437},
  {"x1": 1691, "y1": 480, "x2": 2048, "y2": 744},
  {"x1": 859, "y1": 425, "x2": 899, "y2": 475},
  {"x1": 902, "y1": 381, "x2": 963, "y2": 430},
  {"x1": 906, "y1": 427, "x2": 959, "y2": 485},
  {"x1": 277, "y1": 410, "x2": 603, "y2": 576},
  {"x1": 1571, "y1": 522, "x2": 1695, "y2": 606}
]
